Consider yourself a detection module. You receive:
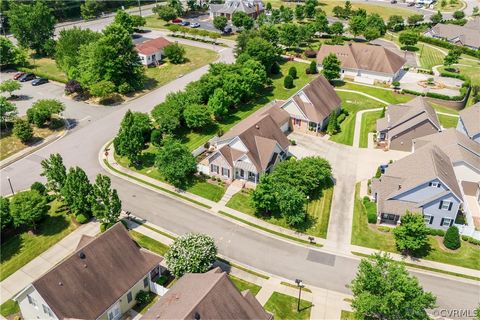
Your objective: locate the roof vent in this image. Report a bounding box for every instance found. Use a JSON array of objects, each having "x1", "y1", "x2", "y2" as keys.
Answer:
[
  {"x1": 255, "y1": 125, "x2": 259, "y2": 129},
  {"x1": 79, "y1": 252, "x2": 86, "y2": 259},
  {"x1": 194, "y1": 312, "x2": 201, "y2": 320},
  {"x1": 398, "y1": 184, "x2": 402, "y2": 190},
  {"x1": 58, "y1": 282, "x2": 63, "y2": 286}
]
